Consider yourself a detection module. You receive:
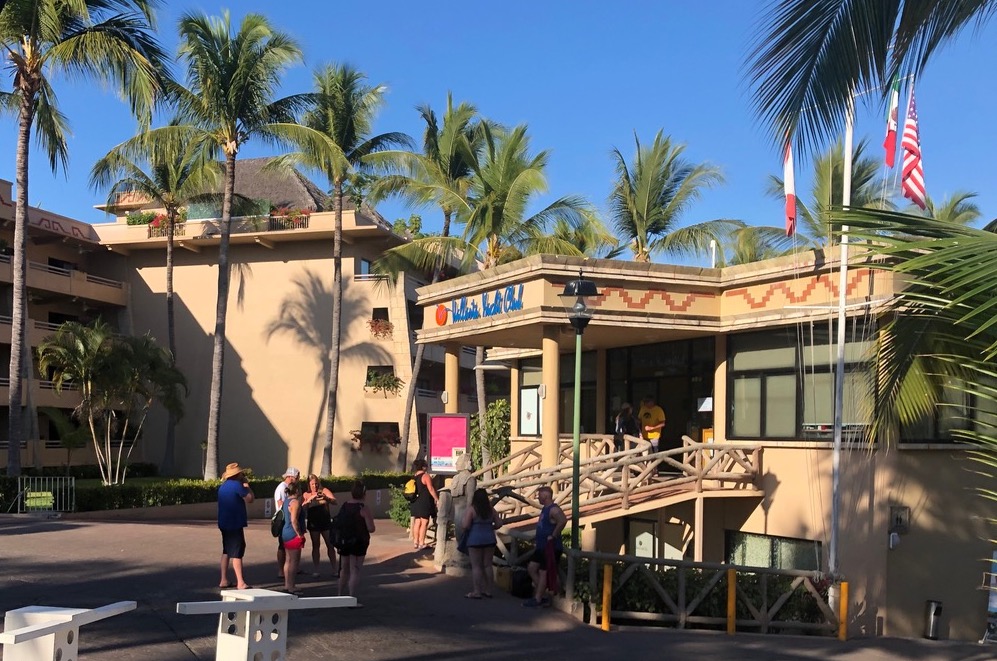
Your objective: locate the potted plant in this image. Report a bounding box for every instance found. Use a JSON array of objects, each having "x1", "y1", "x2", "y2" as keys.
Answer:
[
  {"x1": 348, "y1": 428, "x2": 401, "y2": 453},
  {"x1": 367, "y1": 318, "x2": 393, "y2": 339},
  {"x1": 364, "y1": 370, "x2": 404, "y2": 397}
]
